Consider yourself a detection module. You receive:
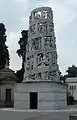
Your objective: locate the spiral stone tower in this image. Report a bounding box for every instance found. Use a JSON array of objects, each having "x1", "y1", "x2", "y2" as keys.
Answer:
[
  {"x1": 23, "y1": 7, "x2": 59, "y2": 82},
  {"x1": 14, "y1": 7, "x2": 67, "y2": 110}
]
